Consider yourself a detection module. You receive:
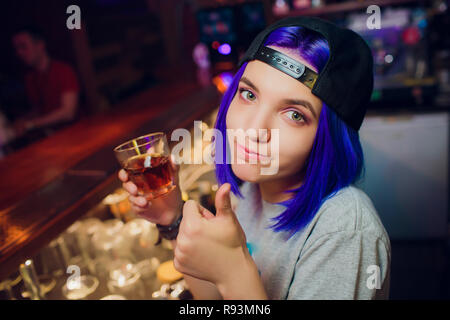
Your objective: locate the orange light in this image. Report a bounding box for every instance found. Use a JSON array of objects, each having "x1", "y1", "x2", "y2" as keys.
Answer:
[{"x1": 212, "y1": 76, "x2": 227, "y2": 94}]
